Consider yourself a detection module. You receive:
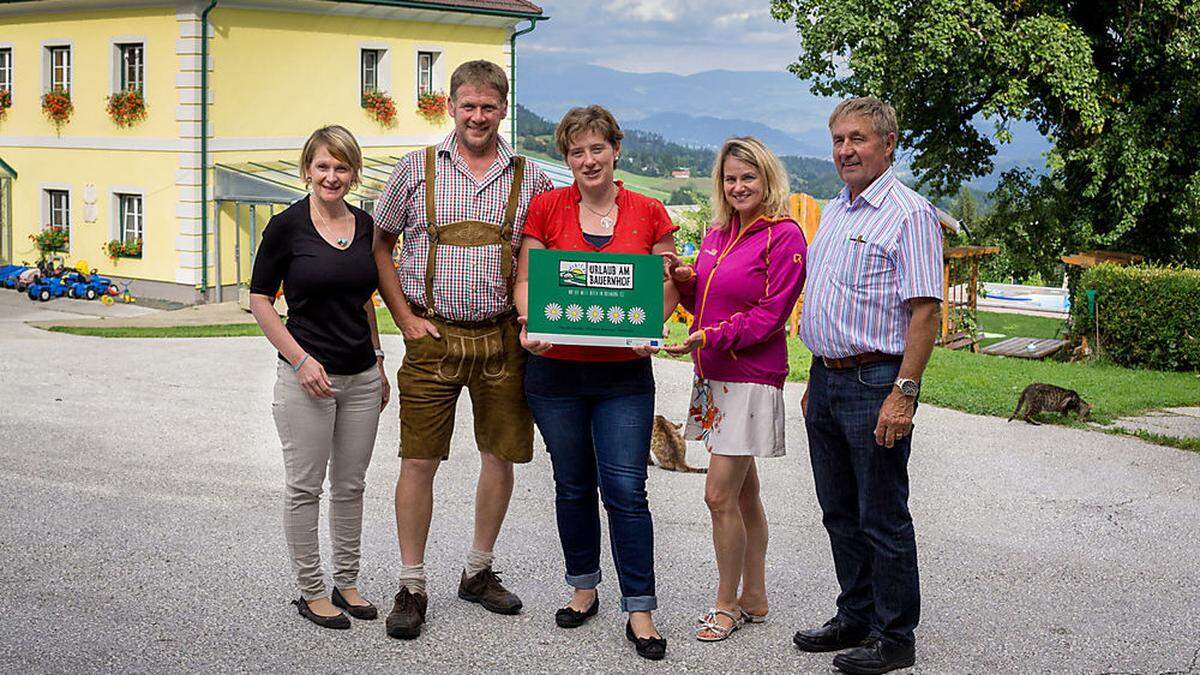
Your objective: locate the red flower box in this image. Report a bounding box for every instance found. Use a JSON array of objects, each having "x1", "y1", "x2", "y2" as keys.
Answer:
[
  {"x1": 107, "y1": 89, "x2": 147, "y2": 128},
  {"x1": 361, "y1": 89, "x2": 397, "y2": 126},
  {"x1": 41, "y1": 88, "x2": 73, "y2": 130}
]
